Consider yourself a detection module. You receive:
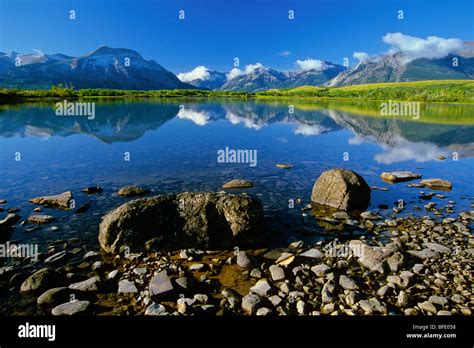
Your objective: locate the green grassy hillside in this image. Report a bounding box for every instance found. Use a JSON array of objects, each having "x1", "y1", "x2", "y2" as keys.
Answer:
[{"x1": 1, "y1": 80, "x2": 473, "y2": 103}]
